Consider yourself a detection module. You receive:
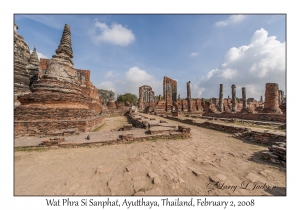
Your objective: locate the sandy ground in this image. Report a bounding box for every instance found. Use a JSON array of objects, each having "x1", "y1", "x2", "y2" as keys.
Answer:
[{"x1": 14, "y1": 115, "x2": 286, "y2": 196}]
